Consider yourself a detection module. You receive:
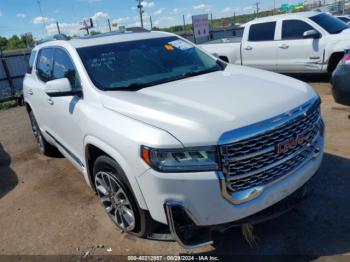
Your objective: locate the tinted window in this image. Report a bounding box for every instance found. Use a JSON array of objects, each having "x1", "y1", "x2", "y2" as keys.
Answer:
[
  {"x1": 282, "y1": 20, "x2": 314, "y2": 40},
  {"x1": 338, "y1": 17, "x2": 350, "y2": 23},
  {"x1": 27, "y1": 51, "x2": 37, "y2": 74},
  {"x1": 36, "y1": 48, "x2": 54, "y2": 82},
  {"x1": 53, "y1": 48, "x2": 80, "y2": 89},
  {"x1": 310, "y1": 13, "x2": 349, "y2": 34},
  {"x1": 248, "y1": 22, "x2": 276, "y2": 42},
  {"x1": 77, "y1": 36, "x2": 222, "y2": 91}
]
